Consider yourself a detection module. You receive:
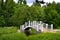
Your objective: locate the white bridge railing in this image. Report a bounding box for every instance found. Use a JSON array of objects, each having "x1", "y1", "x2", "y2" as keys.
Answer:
[{"x1": 20, "y1": 21, "x2": 53, "y2": 32}]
